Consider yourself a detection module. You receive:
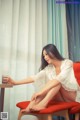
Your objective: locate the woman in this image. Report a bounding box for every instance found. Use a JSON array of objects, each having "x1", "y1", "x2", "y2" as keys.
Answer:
[{"x1": 3, "y1": 44, "x2": 80, "y2": 113}]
